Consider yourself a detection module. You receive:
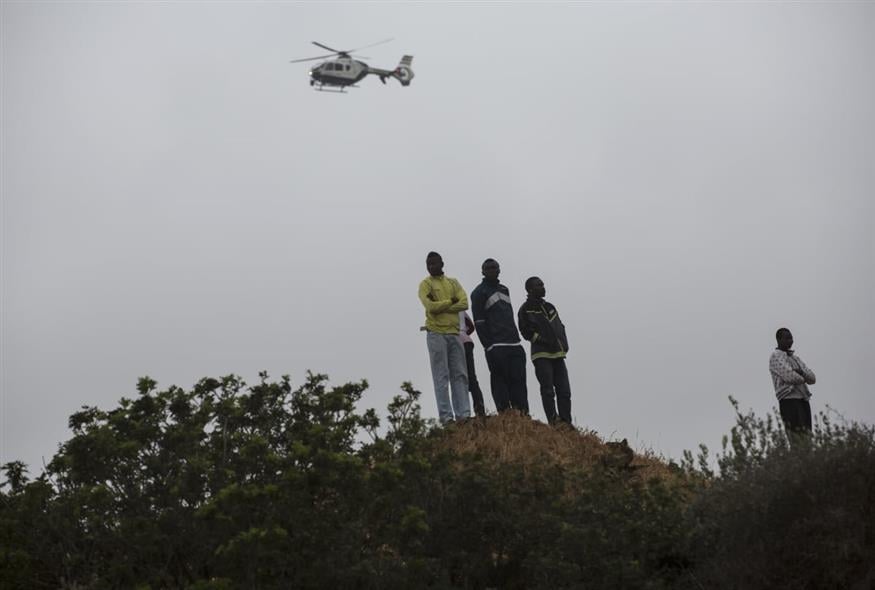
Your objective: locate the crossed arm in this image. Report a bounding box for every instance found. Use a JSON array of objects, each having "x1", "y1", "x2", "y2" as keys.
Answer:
[
  {"x1": 794, "y1": 358, "x2": 816, "y2": 385},
  {"x1": 418, "y1": 280, "x2": 468, "y2": 314},
  {"x1": 771, "y1": 354, "x2": 816, "y2": 385}
]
